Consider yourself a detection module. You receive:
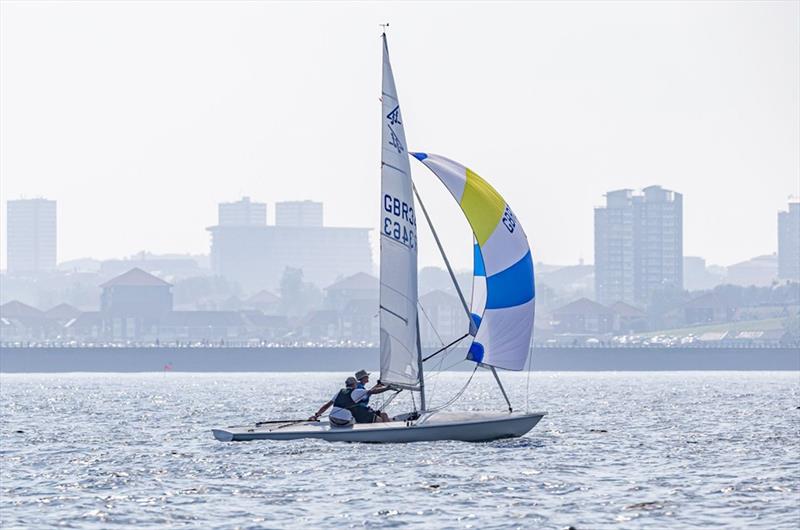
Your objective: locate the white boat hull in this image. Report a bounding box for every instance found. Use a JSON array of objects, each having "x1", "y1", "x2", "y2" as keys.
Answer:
[{"x1": 212, "y1": 411, "x2": 546, "y2": 443}]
